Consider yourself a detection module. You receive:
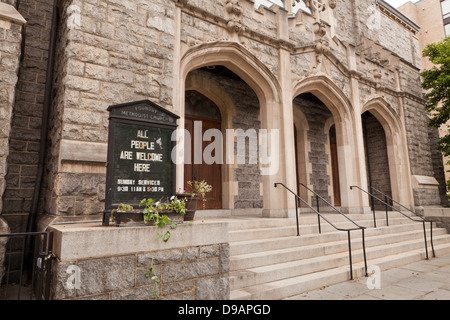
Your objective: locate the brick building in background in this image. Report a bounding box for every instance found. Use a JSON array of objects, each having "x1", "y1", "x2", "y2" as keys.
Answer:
[{"x1": 398, "y1": 0, "x2": 450, "y2": 184}]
